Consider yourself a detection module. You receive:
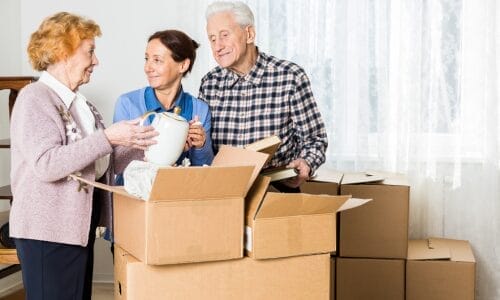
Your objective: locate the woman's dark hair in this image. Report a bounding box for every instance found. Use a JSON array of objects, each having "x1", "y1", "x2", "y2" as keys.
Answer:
[{"x1": 148, "y1": 30, "x2": 200, "y2": 77}]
